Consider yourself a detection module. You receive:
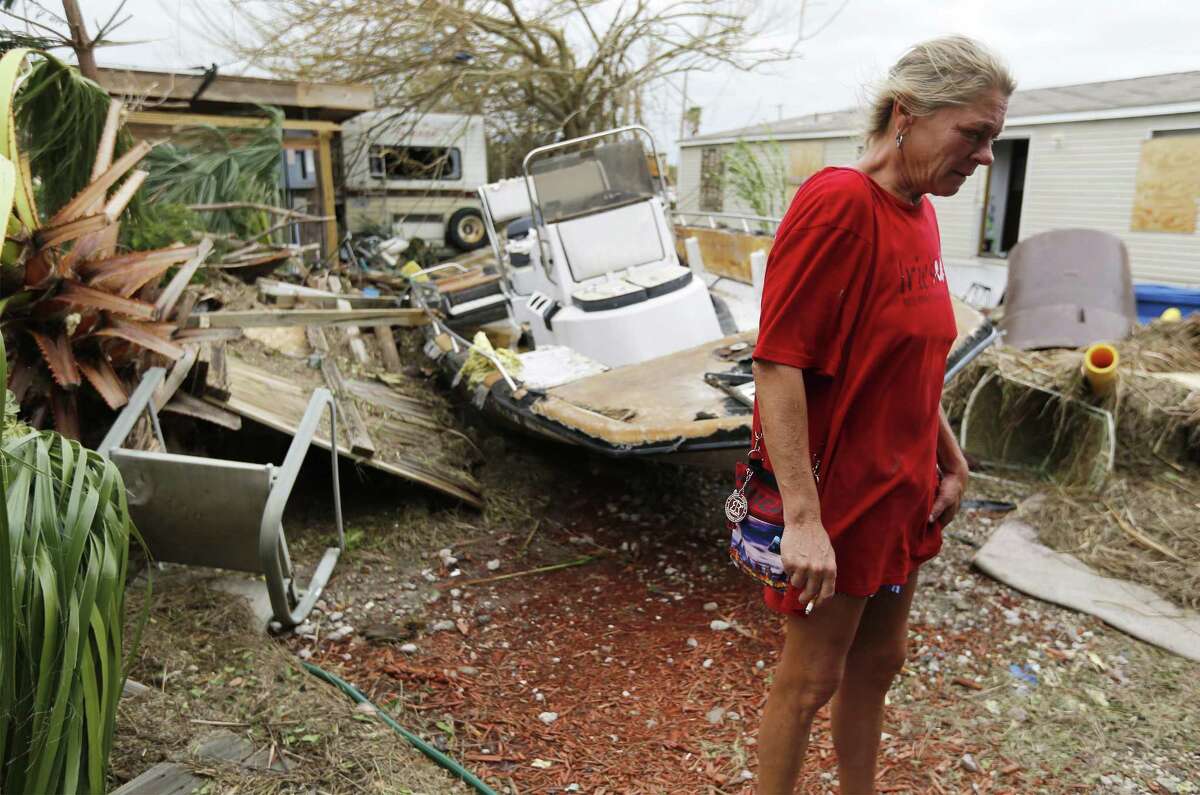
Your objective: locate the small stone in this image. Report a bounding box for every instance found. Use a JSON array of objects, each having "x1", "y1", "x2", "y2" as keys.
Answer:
[
  {"x1": 706, "y1": 707, "x2": 725, "y2": 724},
  {"x1": 355, "y1": 701, "x2": 378, "y2": 716},
  {"x1": 534, "y1": 692, "x2": 545, "y2": 702},
  {"x1": 450, "y1": 589, "x2": 462, "y2": 598},
  {"x1": 297, "y1": 648, "x2": 312, "y2": 660},
  {"x1": 960, "y1": 753, "x2": 980, "y2": 773},
  {"x1": 399, "y1": 643, "x2": 418, "y2": 654},
  {"x1": 702, "y1": 659, "x2": 714, "y2": 669},
  {"x1": 755, "y1": 660, "x2": 765, "y2": 670},
  {"x1": 703, "y1": 602, "x2": 719, "y2": 612},
  {"x1": 538, "y1": 711, "x2": 558, "y2": 724},
  {"x1": 1157, "y1": 777, "x2": 1181, "y2": 795},
  {"x1": 486, "y1": 559, "x2": 501, "y2": 571},
  {"x1": 458, "y1": 666, "x2": 479, "y2": 676},
  {"x1": 710, "y1": 620, "x2": 731, "y2": 631},
  {"x1": 476, "y1": 614, "x2": 492, "y2": 626},
  {"x1": 431, "y1": 620, "x2": 456, "y2": 632},
  {"x1": 686, "y1": 638, "x2": 699, "y2": 648},
  {"x1": 328, "y1": 611, "x2": 344, "y2": 622},
  {"x1": 293, "y1": 622, "x2": 315, "y2": 636}
]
